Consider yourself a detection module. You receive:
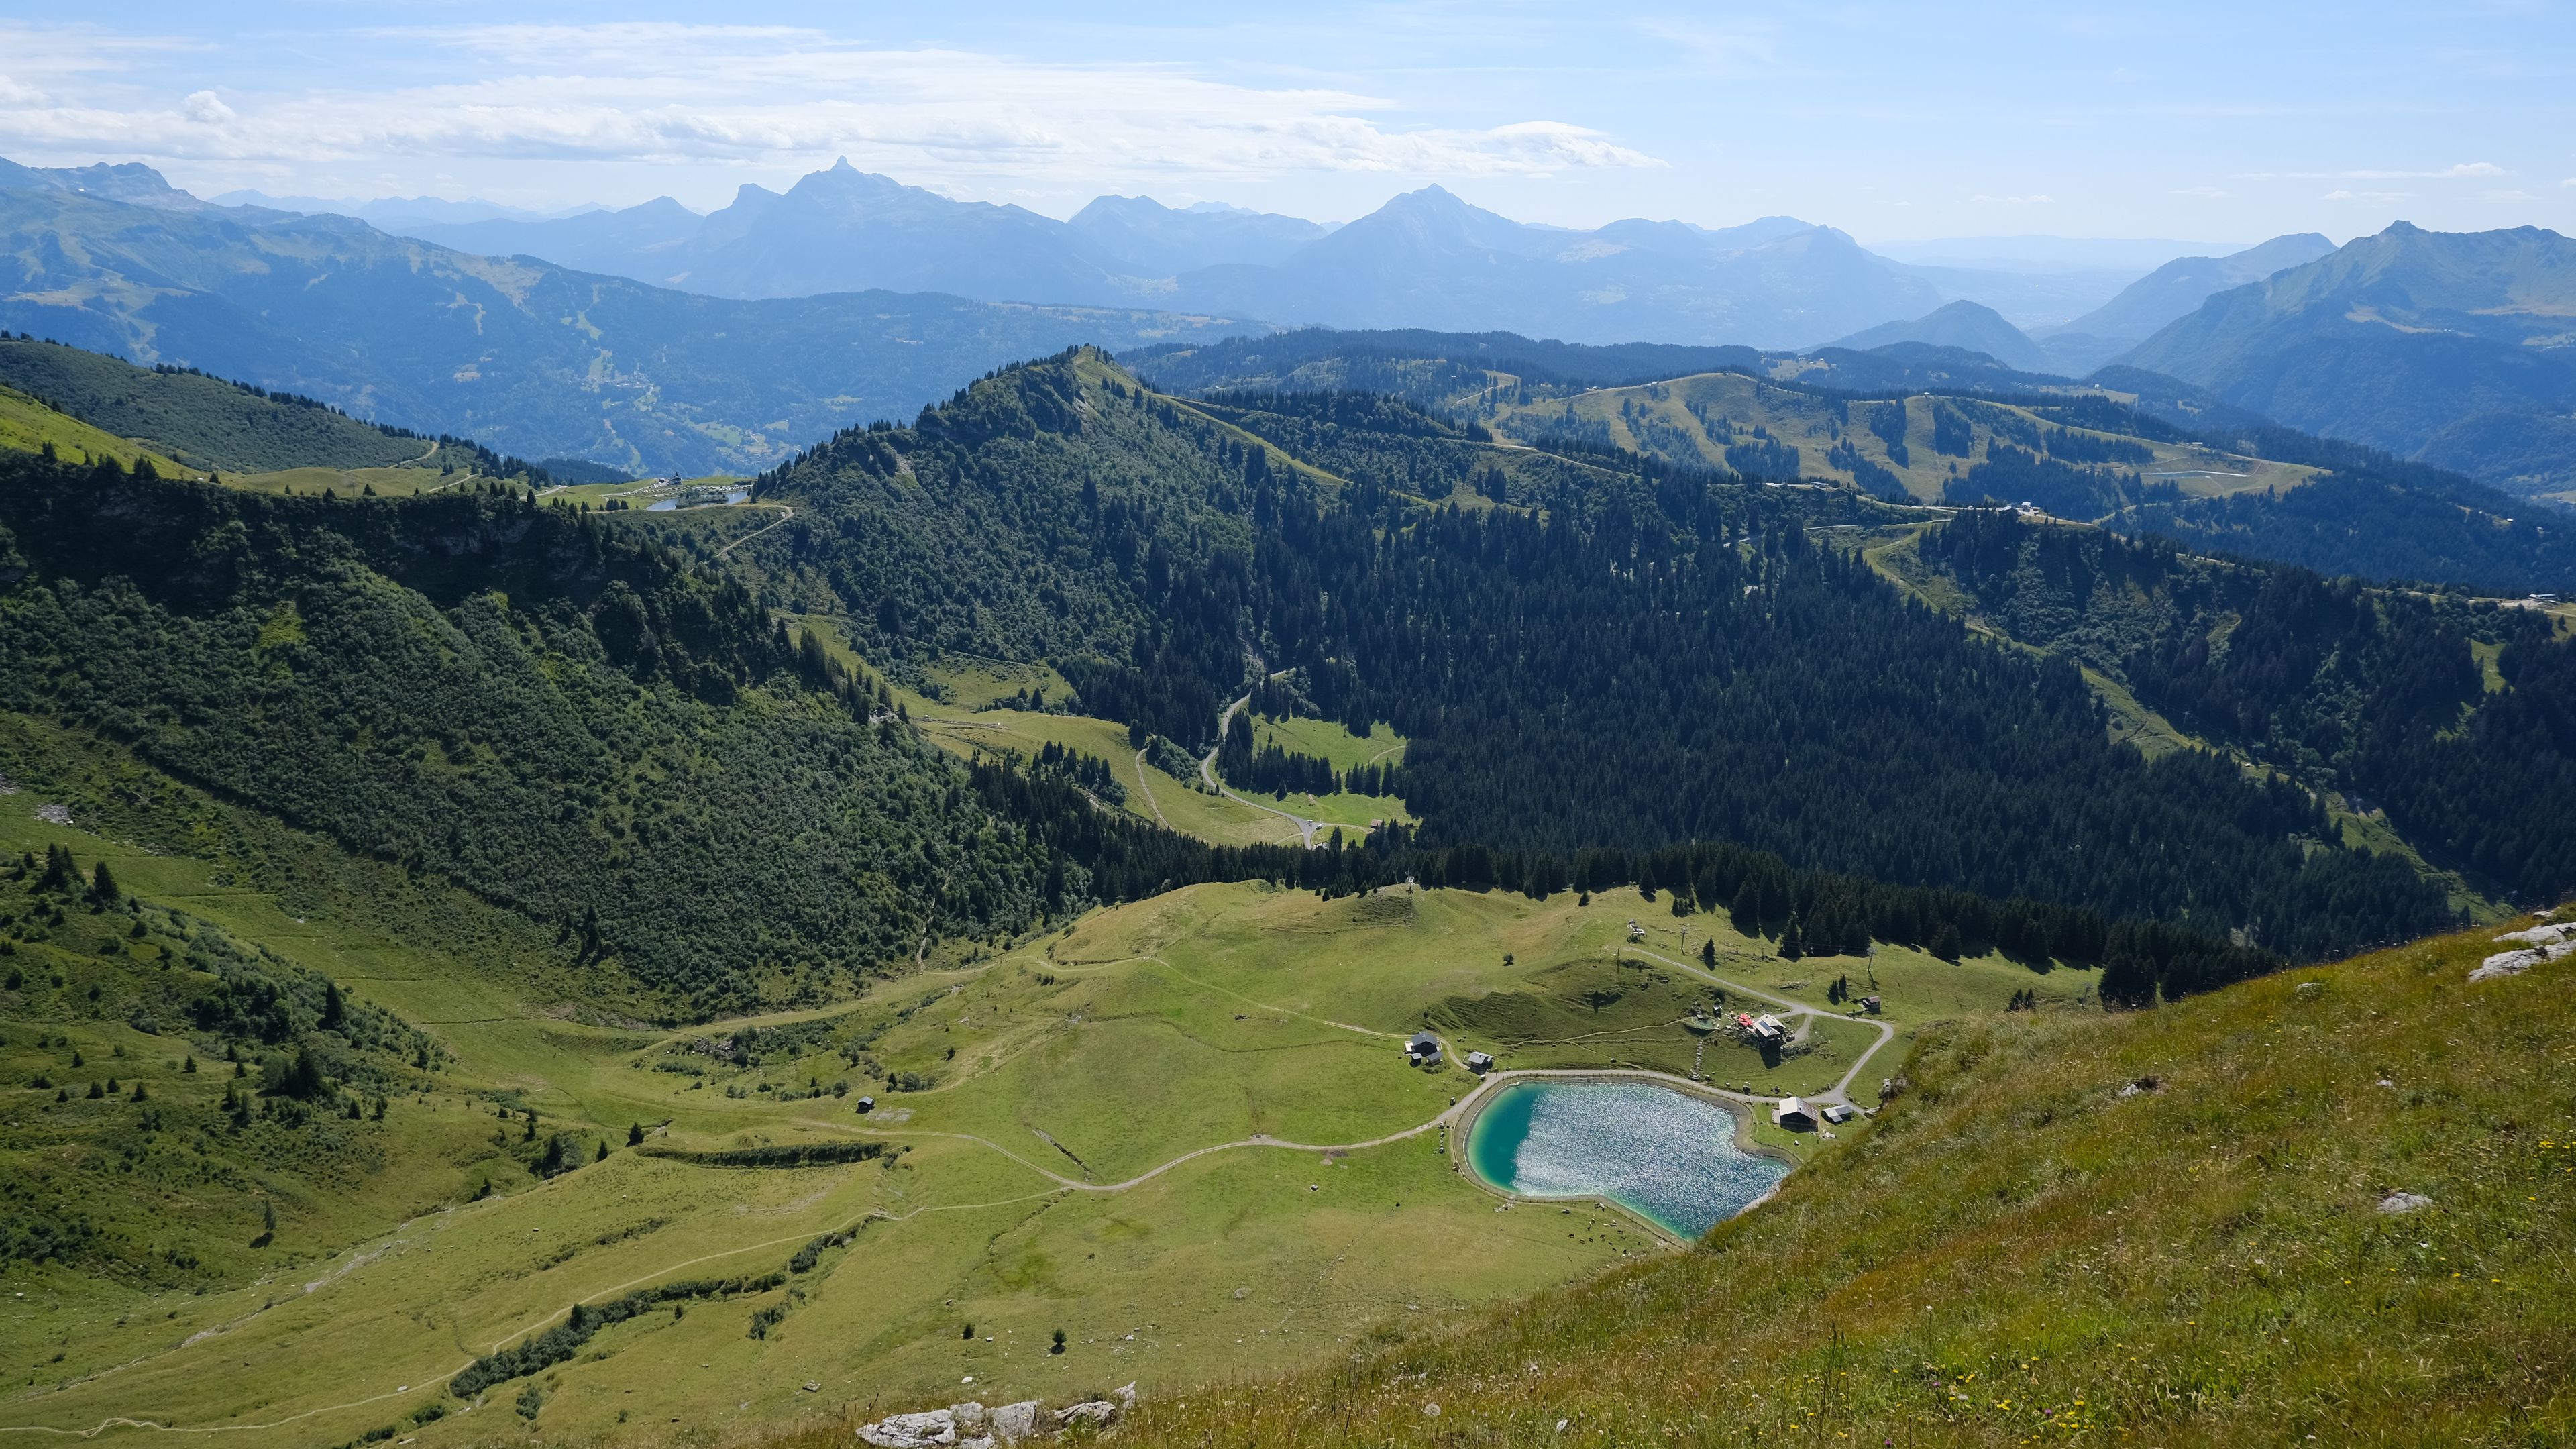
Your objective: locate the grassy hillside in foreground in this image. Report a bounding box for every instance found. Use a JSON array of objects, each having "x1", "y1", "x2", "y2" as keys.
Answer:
[{"x1": 1010, "y1": 906, "x2": 2575, "y2": 1449}]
